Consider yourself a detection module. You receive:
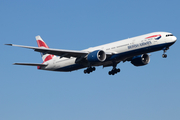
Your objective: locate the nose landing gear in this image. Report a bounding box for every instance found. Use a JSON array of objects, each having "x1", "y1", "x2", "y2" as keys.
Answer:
[
  {"x1": 162, "y1": 54, "x2": 167, "y2": 58},
  {"x1": 162, "y1": 47, "x2": 169, "y2": 58}
]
